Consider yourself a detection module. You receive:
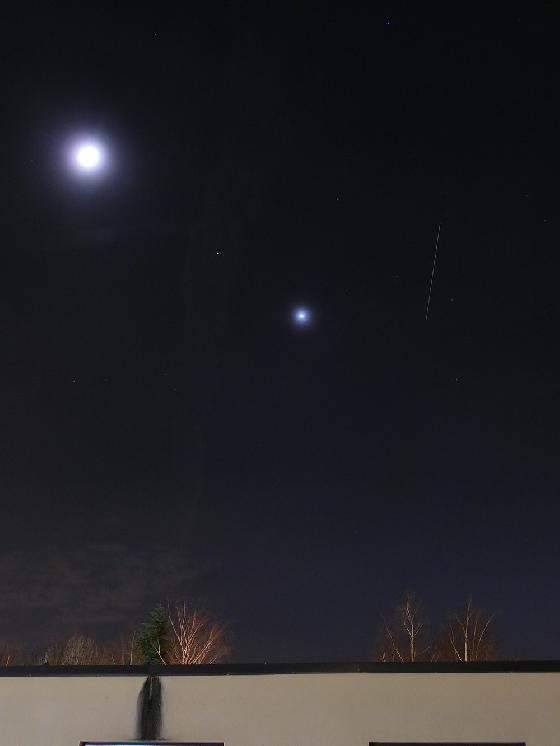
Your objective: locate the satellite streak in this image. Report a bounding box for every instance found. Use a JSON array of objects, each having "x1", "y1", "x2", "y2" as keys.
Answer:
[{"x1": 425, "y1": 223, "x2": 441, "y2": 321}]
